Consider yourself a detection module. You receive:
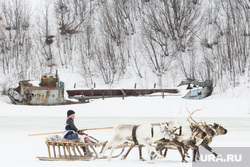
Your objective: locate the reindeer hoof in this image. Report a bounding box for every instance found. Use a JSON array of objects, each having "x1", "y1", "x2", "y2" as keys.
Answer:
[
  {"x1": 182, "y1": 160, "x2": 188, "y2": 163},
  {"x1": 216, "y1": 154, "x2": 223, "y2": 159},
  {"x1": 97, "y1": 154, "x2": 102, "y2": 159},
  {"x1": 185, "y1": 153, "x2": 190, "y2": 158},
  {"x1": 148, "y1": 161, "x2": 155, "y2": 164},
  {"x1": 140, "y1": 158, "x2": 146, "y2": 161},
  {"x1": 150, "y1": 153, "x2": 157, "y2": 160},
  {"x1": 158, "y1": 155, "x2": 164, "y2": 159}
]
